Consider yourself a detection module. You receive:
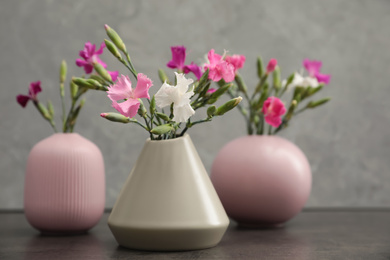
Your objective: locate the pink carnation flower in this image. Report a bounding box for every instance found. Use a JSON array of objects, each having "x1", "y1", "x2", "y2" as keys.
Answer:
[
  {"x1": 262, "y1": 96, "x2": 286, "y2": 128},
  {"x1": 266, "y1": 58, "x2": 278, "y2": 74},
  {"x1": 204, "y1": 49, "x2": 235, "y2": 83},
  {"x1": 225, "y1": 54, "x2": 246, "y2": 74},
  {"x1": 76, "y1": 41, "x2": 118, "y2": 81},
  {"x1": 16, "y1": 81, "x2": 42, "y2": 108},
  {"x1": 303, "y1": 59, "x2": 331, "y2": 84},
  {"x1": 167, "y1": 46, "x2": 203, "y2": 80},
  {"x1": 107, "y1": 74, "x2": 153, "y2": 118}
]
